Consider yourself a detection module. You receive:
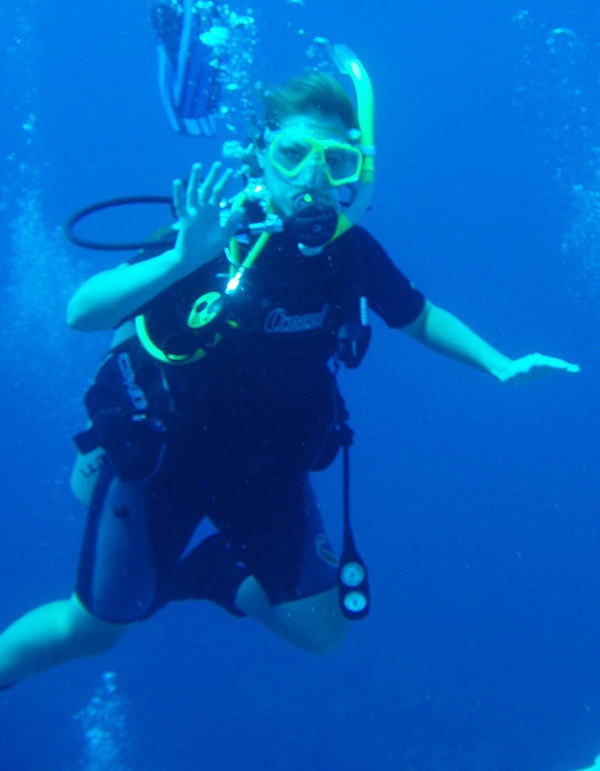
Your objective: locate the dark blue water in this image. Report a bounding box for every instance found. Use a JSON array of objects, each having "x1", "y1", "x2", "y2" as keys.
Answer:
[{"x1": 1, "y1": 1, "x2": 598, "y2": 769}]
